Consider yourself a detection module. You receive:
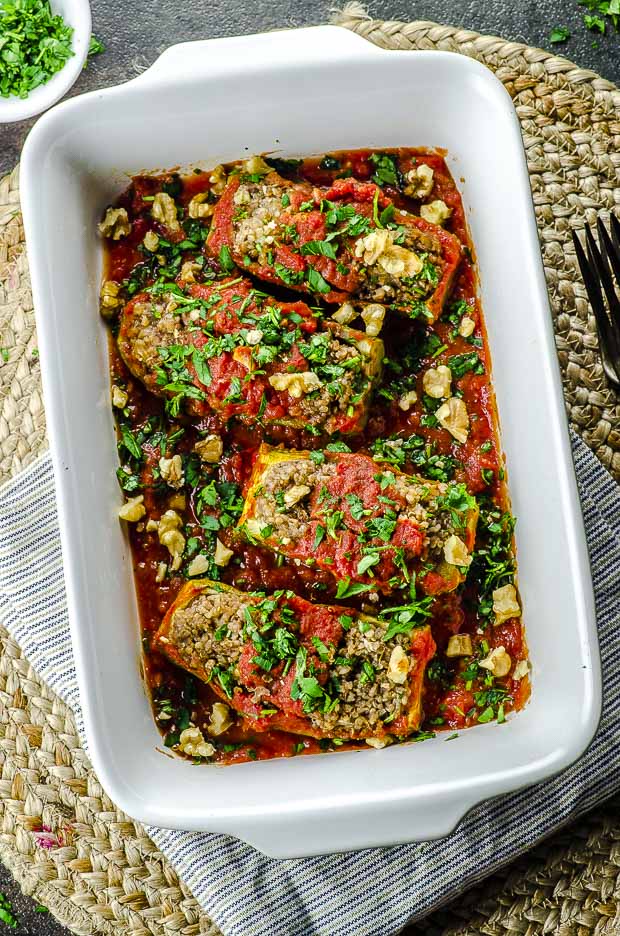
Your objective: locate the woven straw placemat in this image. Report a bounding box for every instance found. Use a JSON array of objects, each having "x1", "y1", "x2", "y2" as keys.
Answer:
[{"x1": 0, "y1": 6, "x2": 619, "y2": 933}]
